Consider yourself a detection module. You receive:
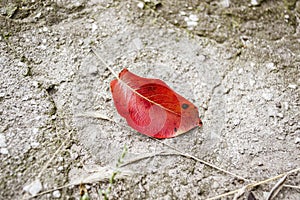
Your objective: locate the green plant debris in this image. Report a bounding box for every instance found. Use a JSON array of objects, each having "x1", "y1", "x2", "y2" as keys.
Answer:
[{"x1": 99, "y1": 145, "x2": 128, "y2": 200}]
